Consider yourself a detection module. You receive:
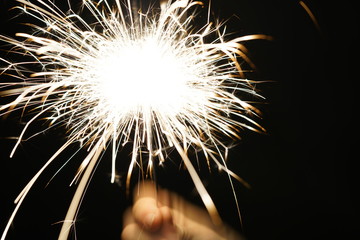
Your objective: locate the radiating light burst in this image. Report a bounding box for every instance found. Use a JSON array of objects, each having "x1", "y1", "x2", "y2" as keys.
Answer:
[{"x1": 0, "y1": 0, "x2": 270, "y2": 239}]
